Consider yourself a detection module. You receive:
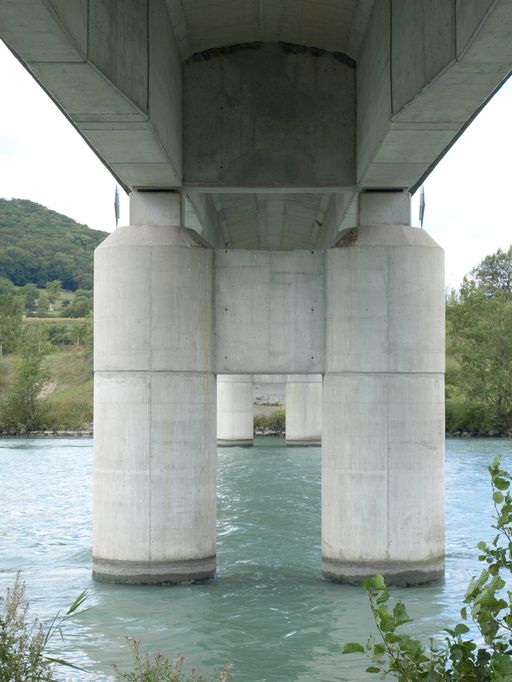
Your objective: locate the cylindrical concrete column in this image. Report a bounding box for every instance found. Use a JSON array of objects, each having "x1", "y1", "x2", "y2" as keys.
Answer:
[
  {"x1": 285, "y1": 375, "x2": 322, "y2": 446},
  {"x1": 217, "y1": 375, "x2": 254, "y2": 446},
  {"x1": 93, "y1": 192, "x2": 216, "y2": 585},
  {"x1": 322, "y1": 192, "x2": 445, "y2": 586}
]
